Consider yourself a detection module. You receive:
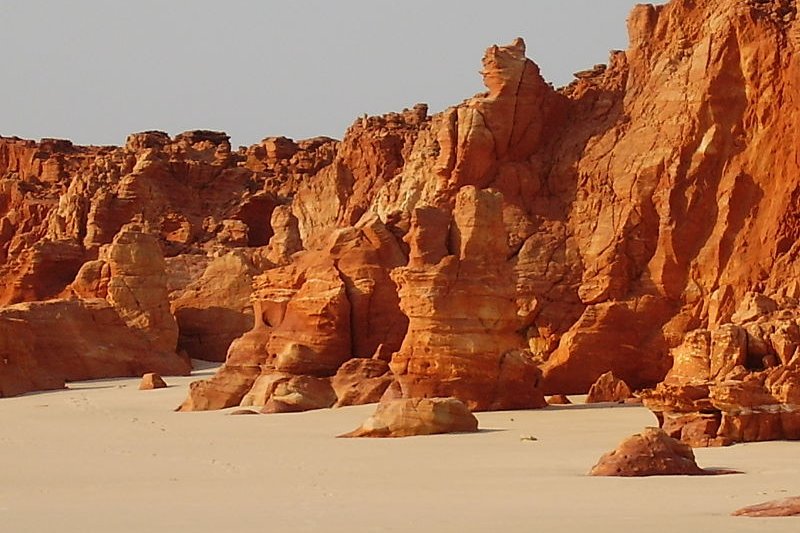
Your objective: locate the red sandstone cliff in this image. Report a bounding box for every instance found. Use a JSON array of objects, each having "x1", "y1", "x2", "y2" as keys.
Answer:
[{"x1": 1, "y1": 0, "x2": 798, "y2": 417}]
